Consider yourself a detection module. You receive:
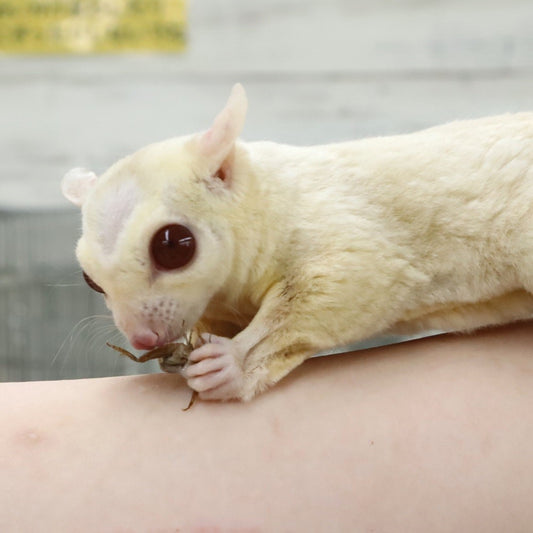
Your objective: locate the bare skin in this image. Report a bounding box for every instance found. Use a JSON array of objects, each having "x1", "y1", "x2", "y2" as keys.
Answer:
[{"x1": 1, "y1": 322, "x2": 533, "y2": 532}]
